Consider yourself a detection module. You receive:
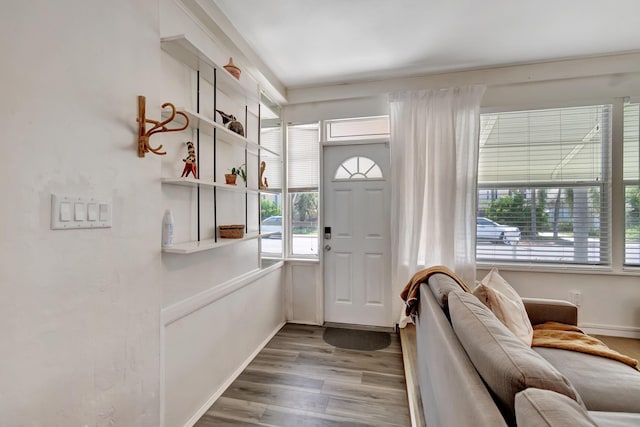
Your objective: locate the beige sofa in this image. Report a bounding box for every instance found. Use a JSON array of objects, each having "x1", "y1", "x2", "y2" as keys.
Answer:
[{"x1": 416, "y1": 273, "x2": 640, "y2": 426}]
